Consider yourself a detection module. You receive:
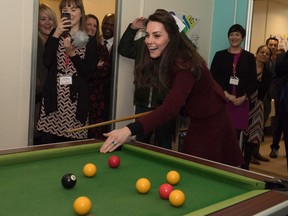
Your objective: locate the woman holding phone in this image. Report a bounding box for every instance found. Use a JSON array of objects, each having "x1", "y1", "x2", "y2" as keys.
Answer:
[{"x1": 37, "y1": 0, "x2": 98, "y2": 144}]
